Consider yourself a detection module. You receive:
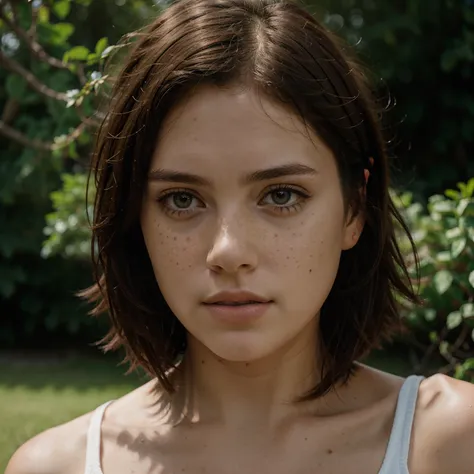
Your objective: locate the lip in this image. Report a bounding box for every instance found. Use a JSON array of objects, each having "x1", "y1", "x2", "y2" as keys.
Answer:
[
  {"x1": 202, "y1": 301, "x2": 273, "y2": 324},
  {"x1": 203, "y1": 290, "x2": 271, "y2": 305}
]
